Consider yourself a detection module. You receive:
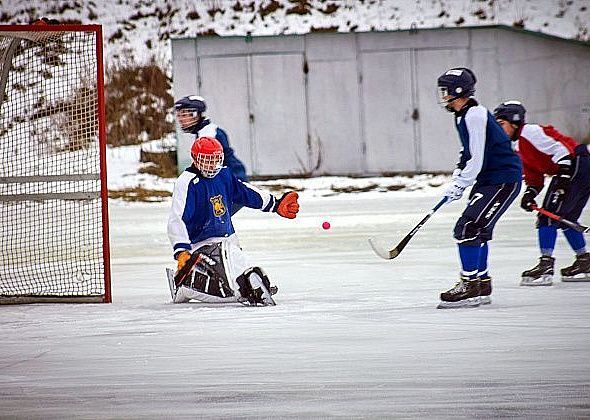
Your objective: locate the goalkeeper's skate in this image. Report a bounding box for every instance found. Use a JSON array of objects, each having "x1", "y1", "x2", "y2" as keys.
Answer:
[
  {"x1": 236, "y1": 267, "x2": 278, "y2": 306},
  {"x1": 437, "y1": 275, "x2": 481, "y2": 309},
  {"x1": 561, "y1": 253, "x2": 590, "y2": 282},
  {"x1": 521, "y1": 256, "x2": 554, "y2": 286},
  {"x1": 251, "y1": 281, "x2": 277, "y2": 306},
  {"x1": 166, "y1": 267, "x2": 178, "y2": 300}
]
